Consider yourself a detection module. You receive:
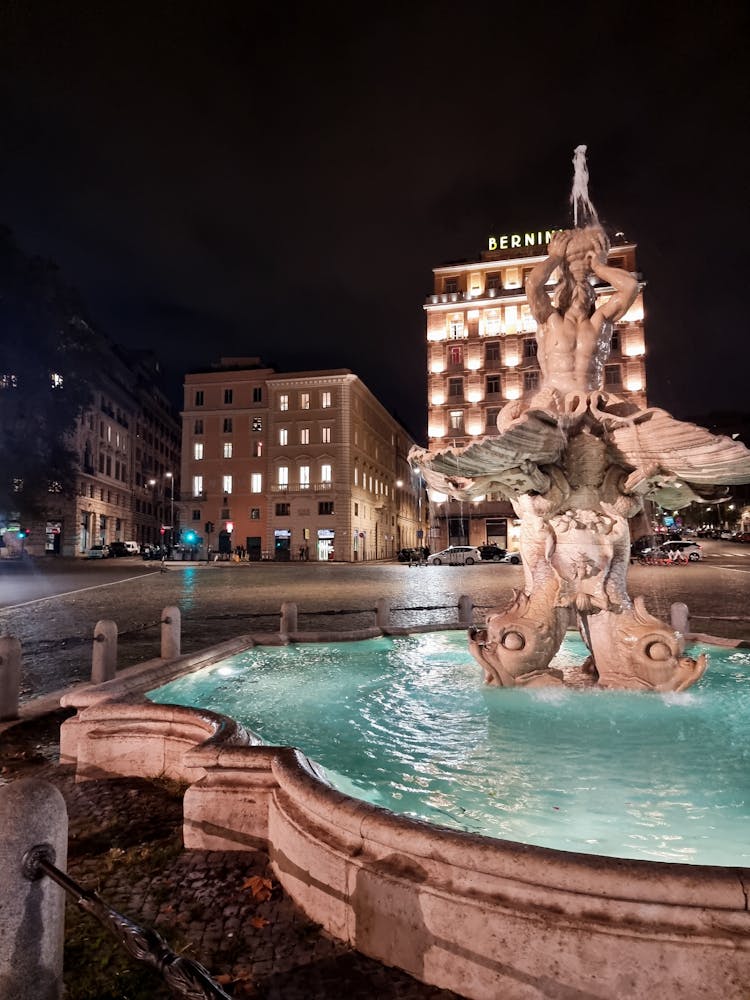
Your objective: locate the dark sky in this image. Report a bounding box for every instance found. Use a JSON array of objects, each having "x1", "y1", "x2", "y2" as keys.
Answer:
[{"x1": 1, "y1": 1, "x2": 748, "y2": 439}]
